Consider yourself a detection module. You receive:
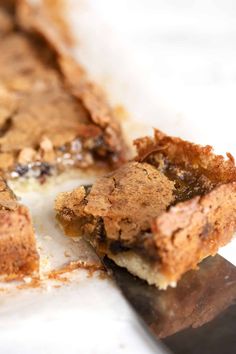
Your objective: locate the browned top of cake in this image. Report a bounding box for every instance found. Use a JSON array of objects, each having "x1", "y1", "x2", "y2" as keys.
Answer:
[
  {"x1": 0, "y1": 1, "x2": 127, "y2": 178},
  {"x1": 85, "y1": 162, "x2": 175, "y2": 245},
  {"x1": 55, "y1": 161, "x2": 175, "y2": 247}
]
